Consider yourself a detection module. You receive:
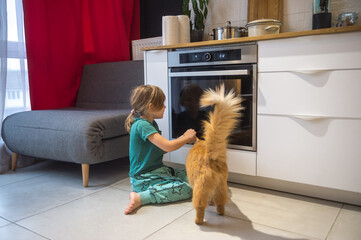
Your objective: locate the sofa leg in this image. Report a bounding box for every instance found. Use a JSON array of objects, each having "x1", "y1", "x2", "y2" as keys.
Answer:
[
  {"x1": 11, "y1": 153, "x2": 18, "y2": 171},
  {"x1": 82, "y1": 164, "x2": 89, "y2": 187}
]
